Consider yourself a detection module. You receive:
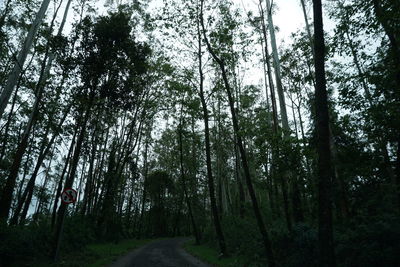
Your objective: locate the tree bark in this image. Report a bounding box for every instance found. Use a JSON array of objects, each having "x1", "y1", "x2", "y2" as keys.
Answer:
[
  {"x1": 0, "y1": 69, "x2": 47, "y2": 220},
  {"x1": 259, "y1": 1, "x2": 278, "y2": 132},
  {"x1": 0, "y1": 0, "x2": 71, "y2": 221},
  {"x1": 197, "y1": 3, "x2": 227, "y2": 256},
  {"x1": 14, "y1": 103, "x2": 71, "y2": 225},
  {"x1": 265, "y1": 0, "x2": 289, "y2": 131},
  {"x1": 53, "y1": 98, "x2": 92, "y2": 259},
  {"x1": 0, "y1": 0, "x2": 51, "y2": 119},
  {"x1": 51, "y1": 129, "x2": 77, "y2": 229},
  {"x1": 372, "y1": 0, "x2": 400, "y2": 213},
  {"x1": 178, "y1": 107, "x2": 200, "y2": 245},
  {"x1": 300, "y1": 0, "x2": 315, "y2": 57},
  {"x1": 313, "y1": 0, "x2": 336, "y2": 266},
  {"x1": 201, "y1": 1, "x2": 274, "y2": 264}
]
